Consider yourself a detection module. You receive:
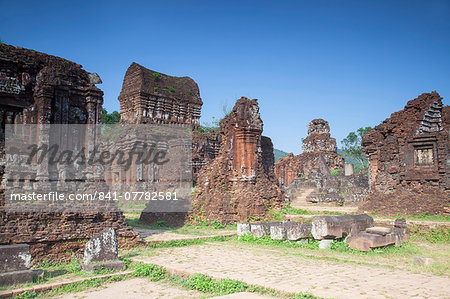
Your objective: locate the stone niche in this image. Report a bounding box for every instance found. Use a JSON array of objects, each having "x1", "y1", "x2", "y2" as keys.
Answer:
[
  {"x1": 191, "y1": 97, "x2": 283, "y2": 223},
  {"x1": 361, "y1": 91, "x2": 449, "y2": 216},
  {"x1": 0, "y1": 43, "x2": 140, "y2": 262}
]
